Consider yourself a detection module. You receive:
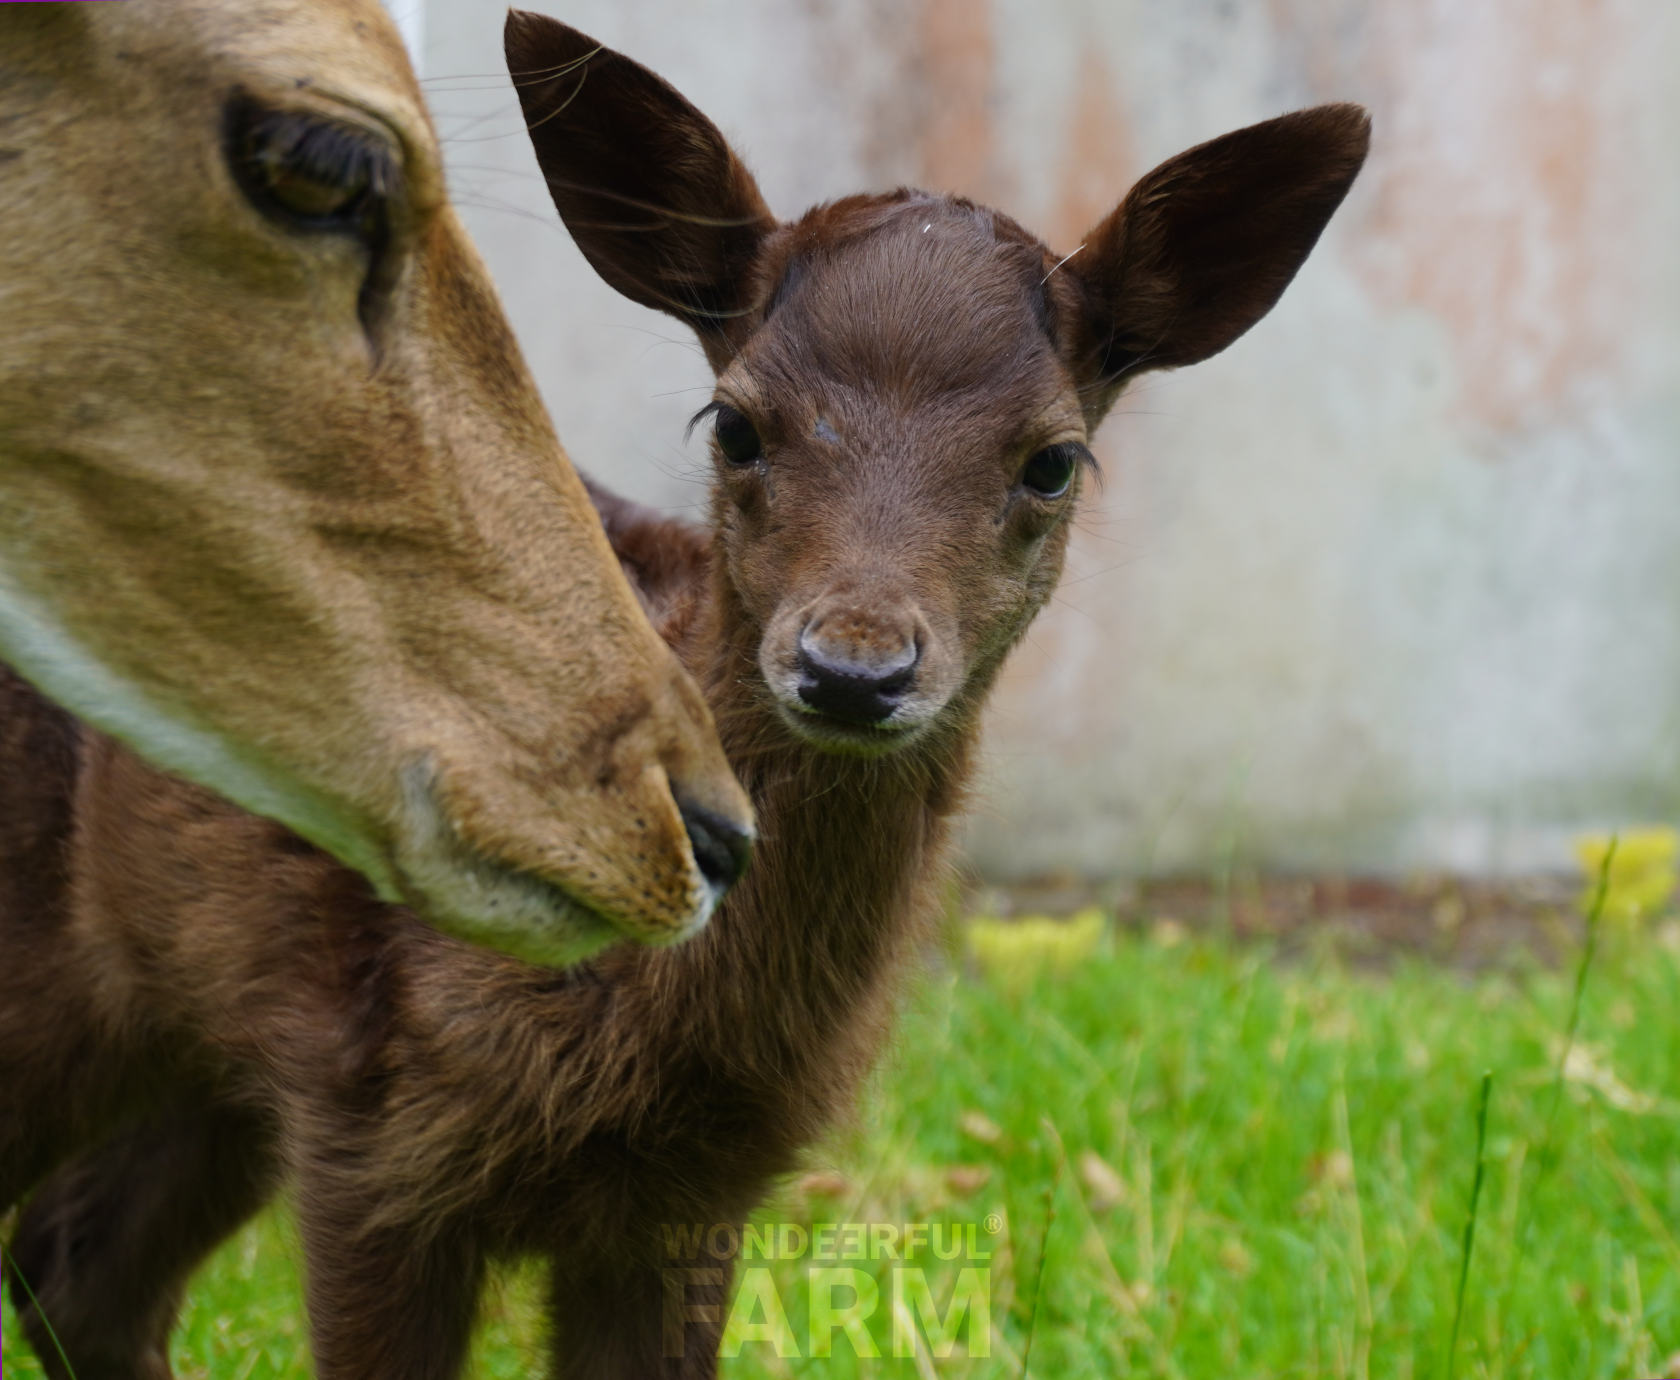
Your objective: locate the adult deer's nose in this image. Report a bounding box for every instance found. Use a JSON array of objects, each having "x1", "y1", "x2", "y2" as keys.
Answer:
[
  {"x1": 795, "y1": 625, "x2": 920, "y2": 725},
  {"x1": 677, "y1": 796, "x2": 753, "y2": 899}
]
